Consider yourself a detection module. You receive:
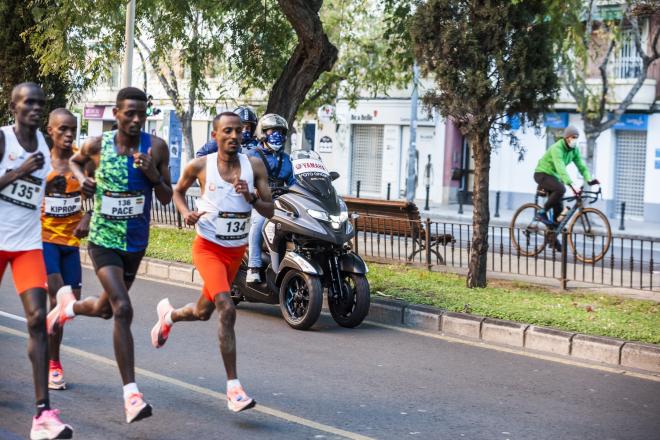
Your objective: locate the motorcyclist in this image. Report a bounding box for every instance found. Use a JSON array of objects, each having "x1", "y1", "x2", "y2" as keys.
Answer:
[
  {"x1": 246, "y1": 113, "x2": 296, "y2": 283},
  {"x1": 196, "y1": 105, "x2": 259, "y2": 157}
]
